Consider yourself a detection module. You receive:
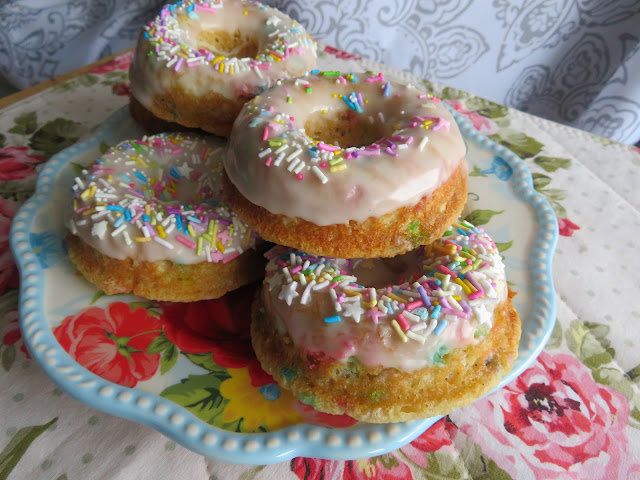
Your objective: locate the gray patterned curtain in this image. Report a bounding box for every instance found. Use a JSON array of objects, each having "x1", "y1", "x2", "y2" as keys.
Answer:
[{"x1": 1, "y1": 0, "x2": 639, "y2": 143}]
